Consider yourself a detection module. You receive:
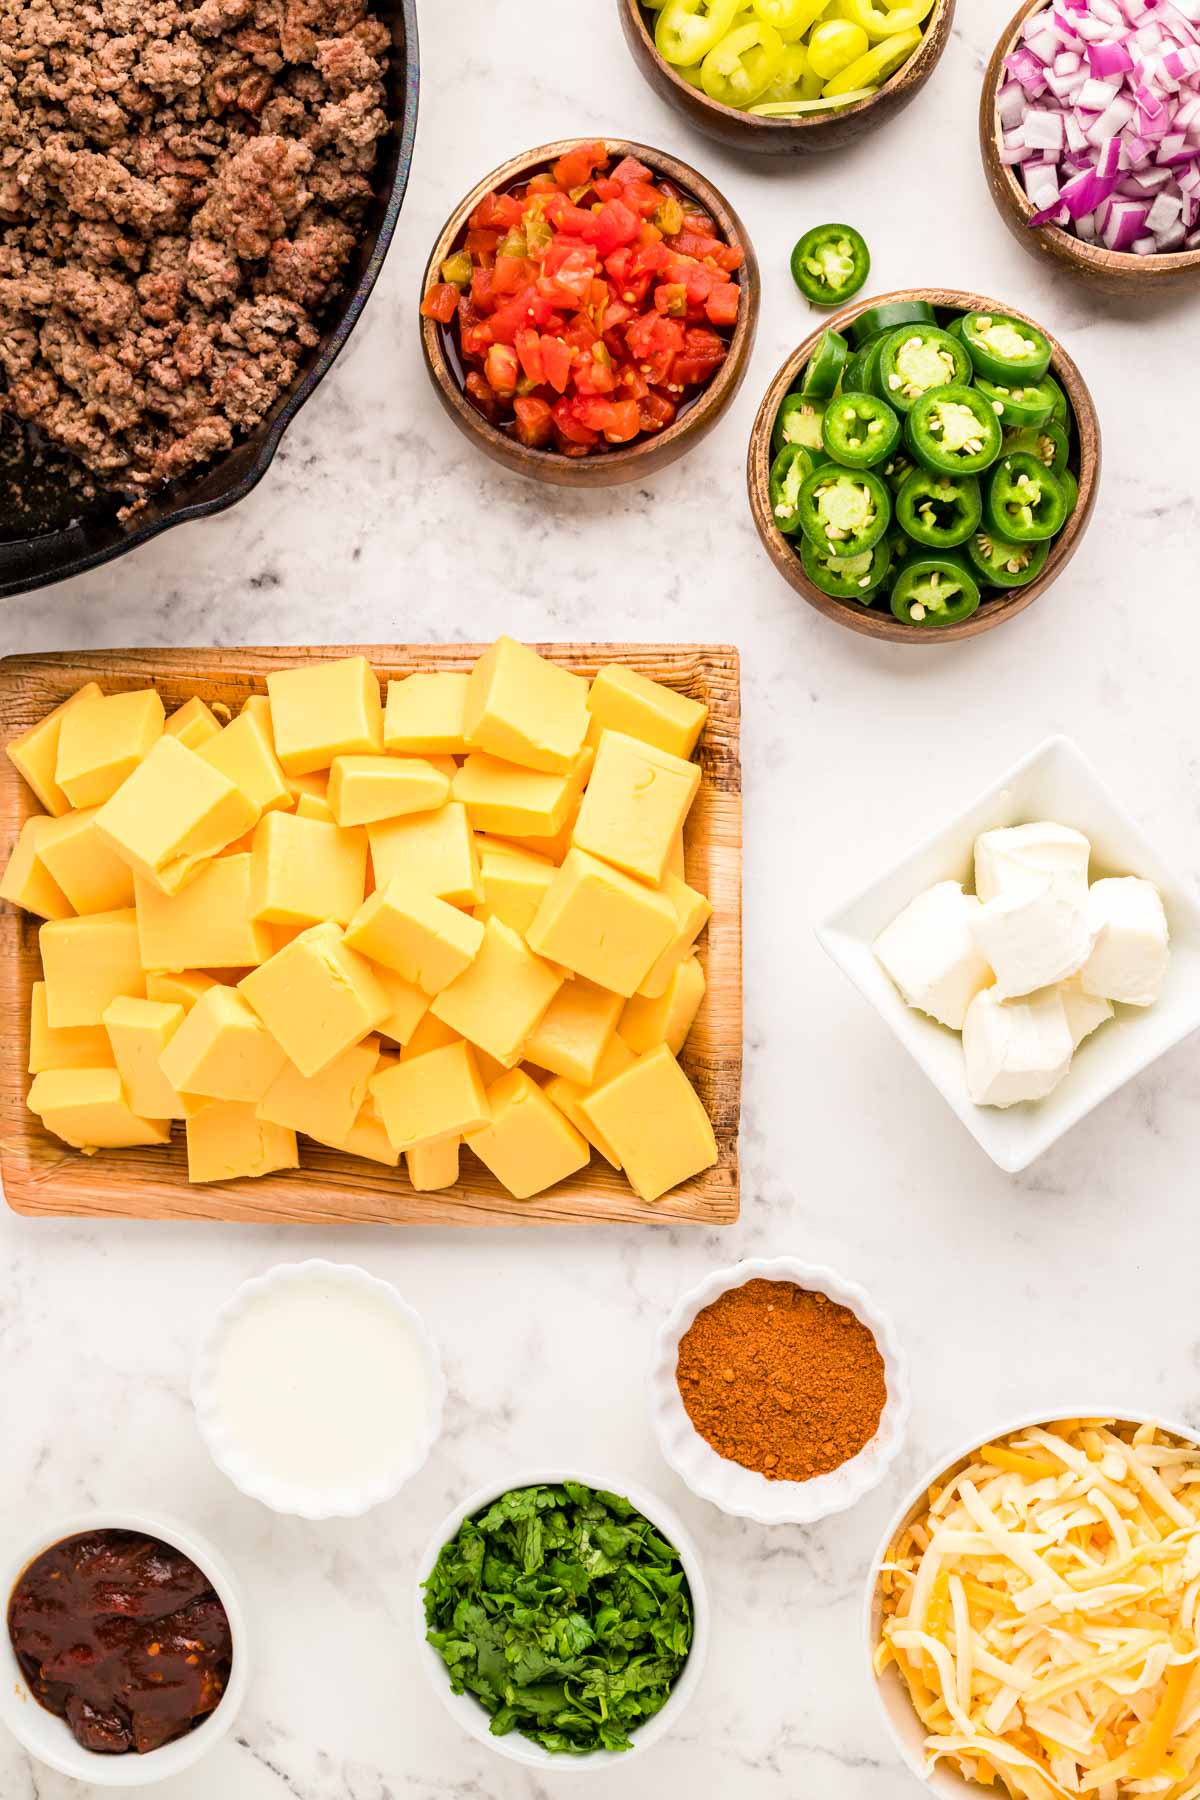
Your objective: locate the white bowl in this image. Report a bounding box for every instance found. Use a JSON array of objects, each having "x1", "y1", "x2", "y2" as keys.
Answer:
[
  {"x1": 650, "y1": 1258, "x2": 909, "y2": 1525},
  {"x1": 815, "y1": 735, "x2": 1200, "y2": 1173},
  {"x1": 193, "y1": 1259, "x2": 446, "y2": 1520},
  {"x1": 863, "y1": 1405, "x2": 1200, "y2": 1796},
  {"x1": 0, "y1": 1508, "x2": 249, "y2": 1787},
  {"x1": 414, "y1": 1467, "x2": 709, "y2": 1770}
]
